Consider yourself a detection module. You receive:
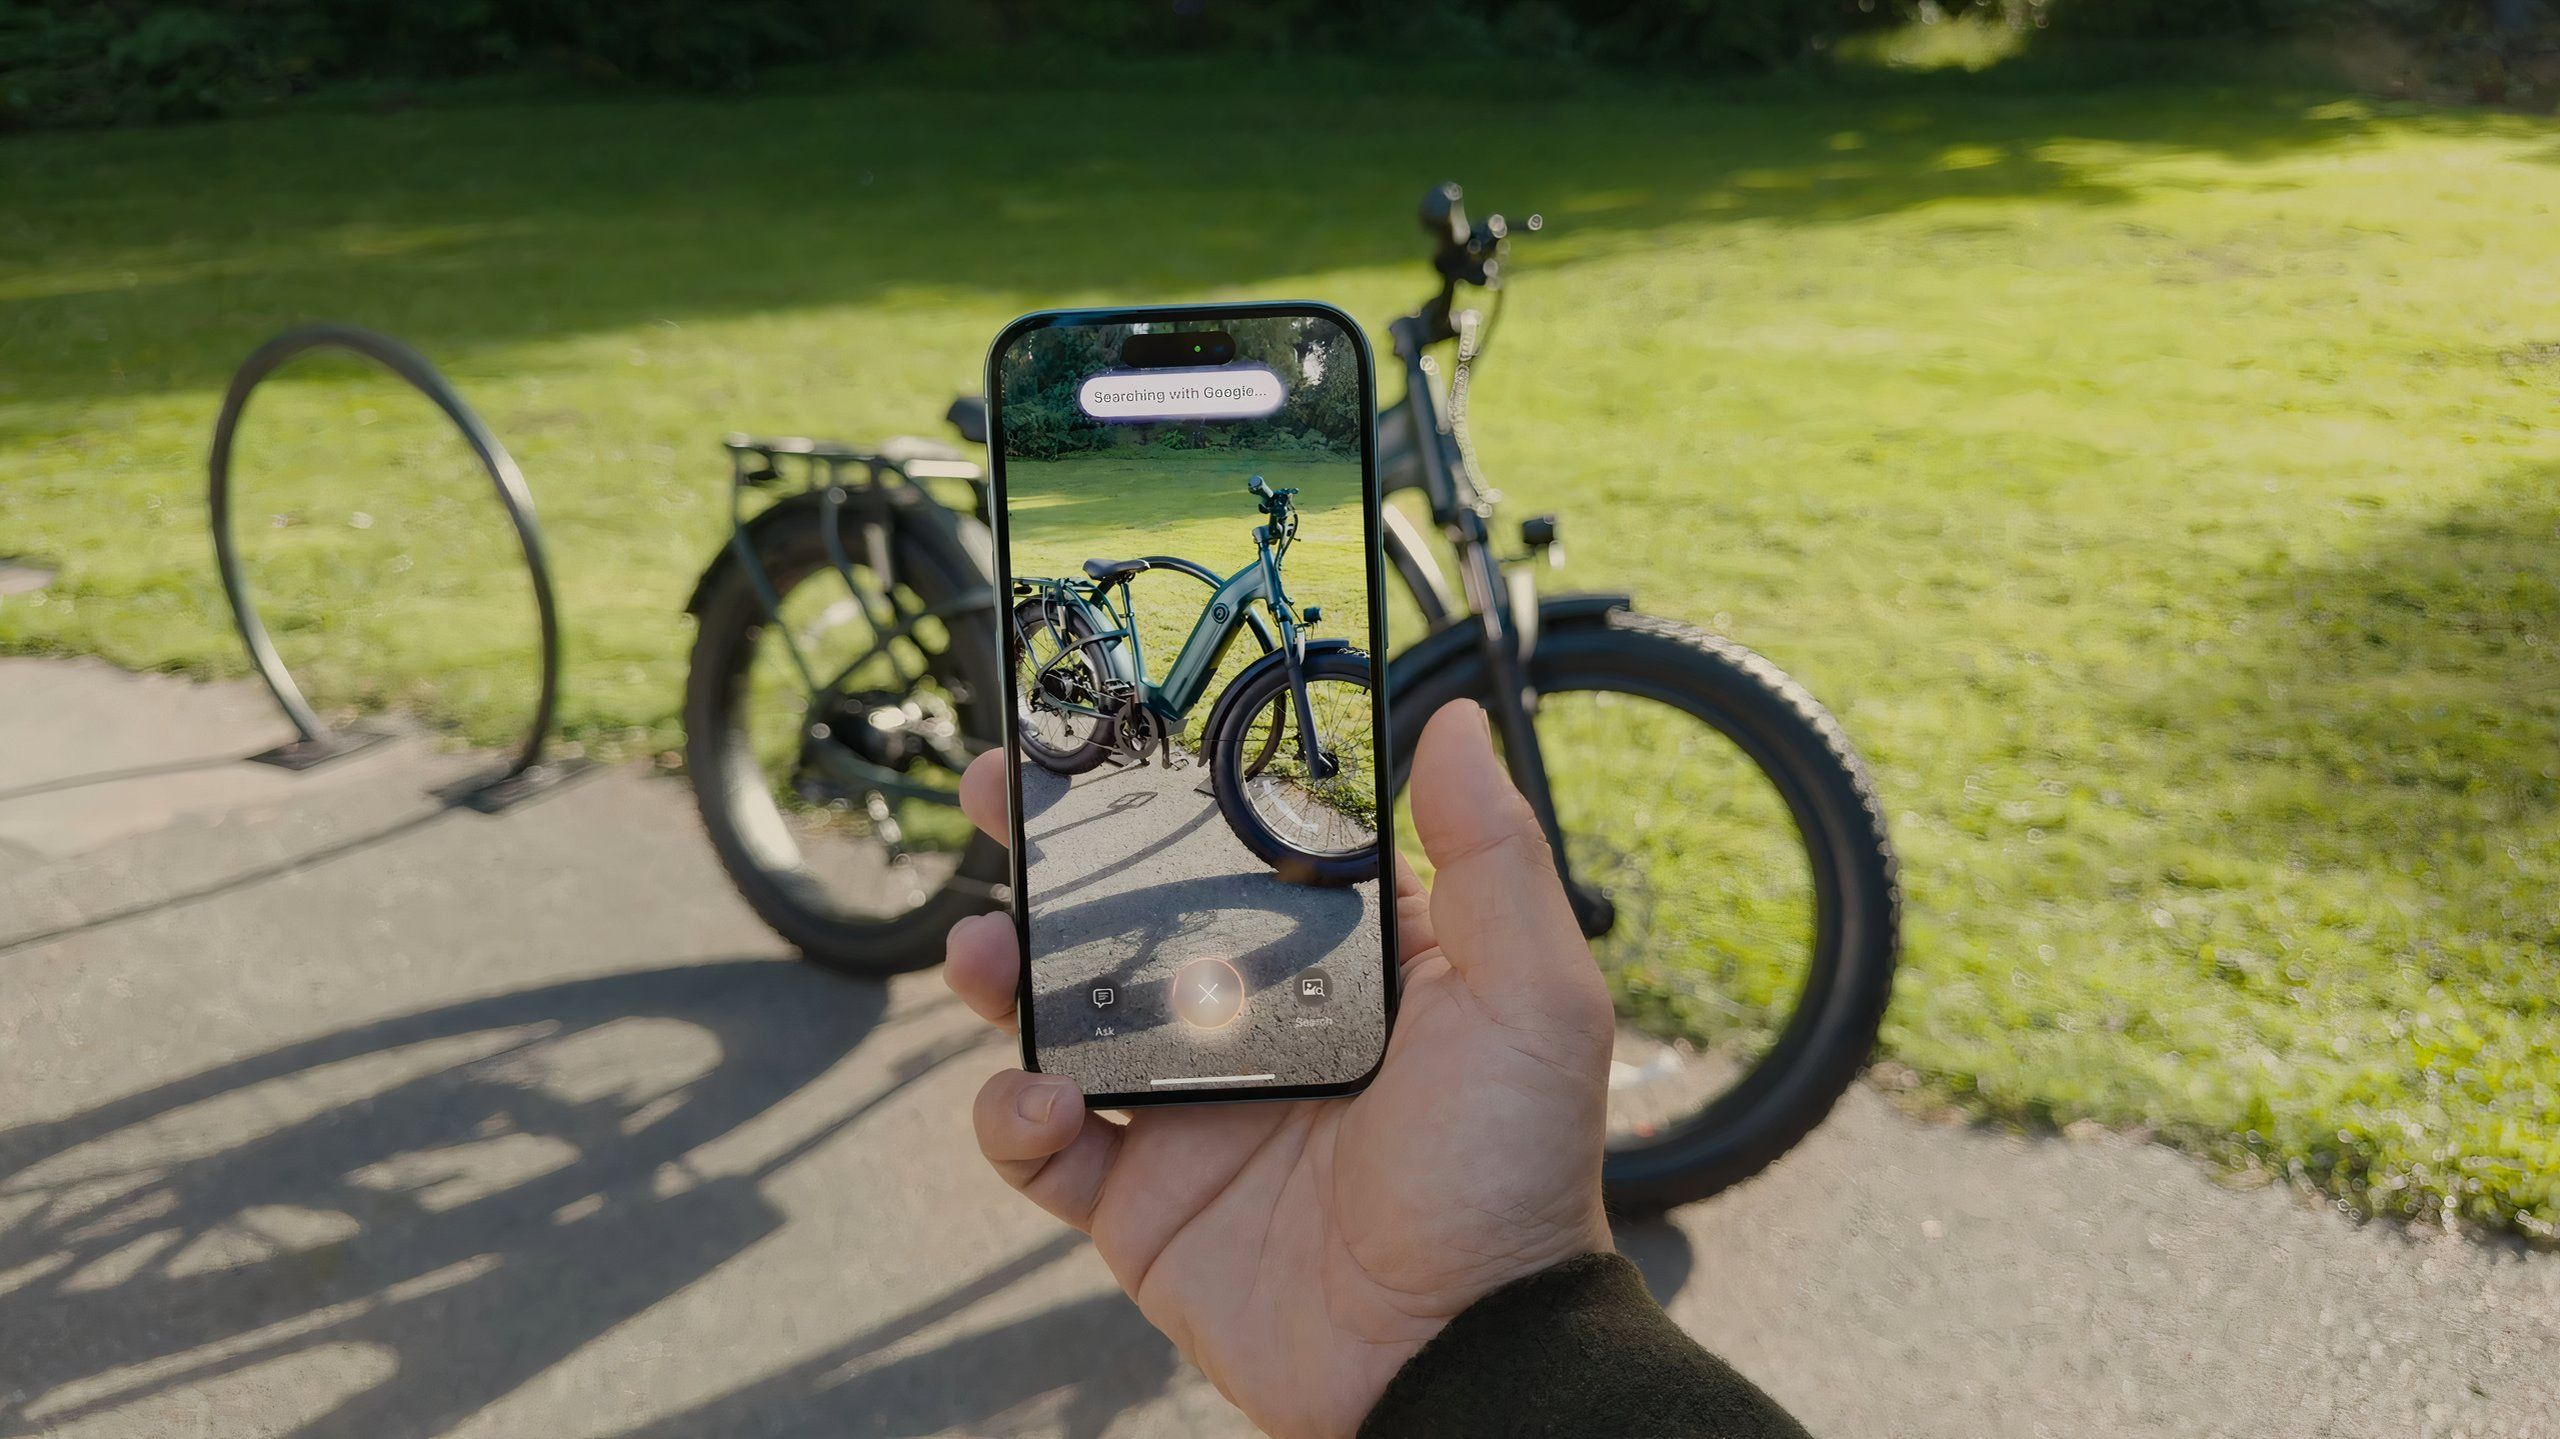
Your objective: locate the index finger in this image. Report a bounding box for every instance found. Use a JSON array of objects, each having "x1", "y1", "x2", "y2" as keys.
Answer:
[{"x1": 961, "y1": 747, "x2": 1009, "y2": 846}]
